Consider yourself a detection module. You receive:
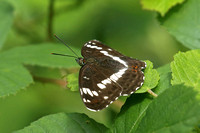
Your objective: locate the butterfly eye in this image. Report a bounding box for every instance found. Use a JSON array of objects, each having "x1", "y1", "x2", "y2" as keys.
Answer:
[{"x1": 75, "y1": 58, "x2": 85, "y2": 66}]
